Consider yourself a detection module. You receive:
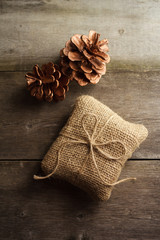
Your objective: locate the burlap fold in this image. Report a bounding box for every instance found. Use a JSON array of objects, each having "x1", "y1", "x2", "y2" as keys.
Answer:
[{"x1": 37, "y1": 95, "x2": 148, "y2": 201}]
